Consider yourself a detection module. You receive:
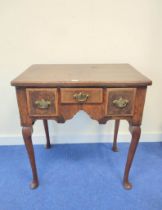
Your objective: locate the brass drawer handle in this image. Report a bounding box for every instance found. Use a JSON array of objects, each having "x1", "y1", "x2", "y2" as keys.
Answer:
[
  {"x1": 73, "y1": 92, "x2": 89, "y2": 103},
  {"x1": 113, "y1": 97, "x2": 129, "y2": 108},
  {"x1": 35, "y1": 99, "x2": 51, "y2": 109}
]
